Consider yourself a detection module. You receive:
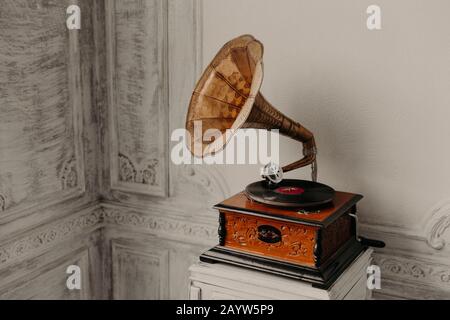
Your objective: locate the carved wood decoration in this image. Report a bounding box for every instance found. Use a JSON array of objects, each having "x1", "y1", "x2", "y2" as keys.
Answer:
[
  {"x1": 0, "y1": 0, "x2": 85, "y2": 218},
  {"x1": 223, "y1": 212, "x2": 318, "y2": 267},
  {"x1": 106, "y1": 0, "x2": 168, "y2": 197}
]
